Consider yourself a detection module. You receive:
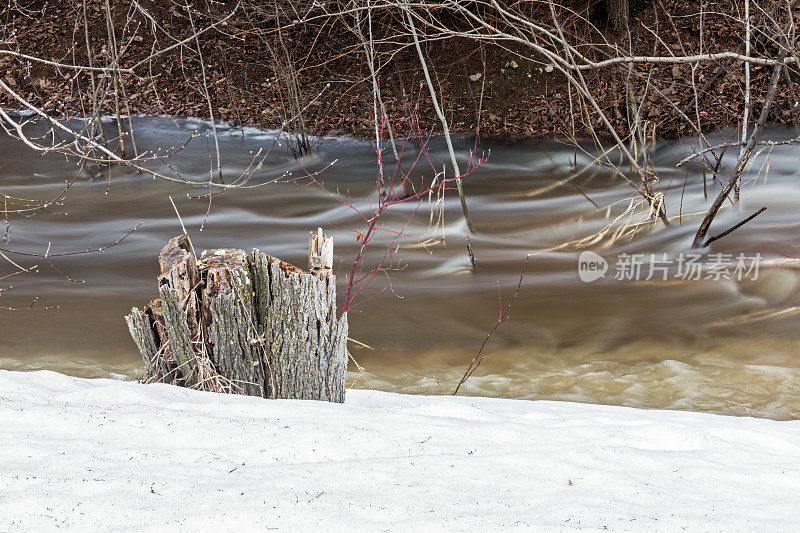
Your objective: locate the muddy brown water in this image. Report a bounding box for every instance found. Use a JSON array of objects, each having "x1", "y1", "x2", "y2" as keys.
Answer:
[{"x1": 2, "y1": 116, "x2": 800, "y2": 419}]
